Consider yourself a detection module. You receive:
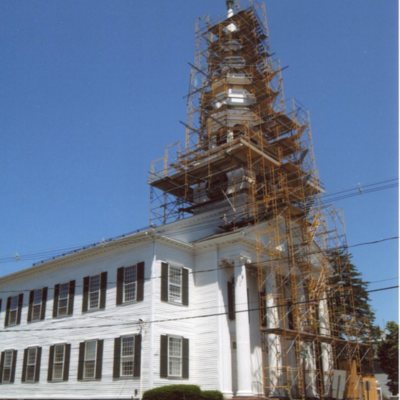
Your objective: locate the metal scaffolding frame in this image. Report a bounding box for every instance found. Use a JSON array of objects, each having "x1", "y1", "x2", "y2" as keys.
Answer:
[{"x1": 148, "y1": 2, "x2": 373, "y2": 398}]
